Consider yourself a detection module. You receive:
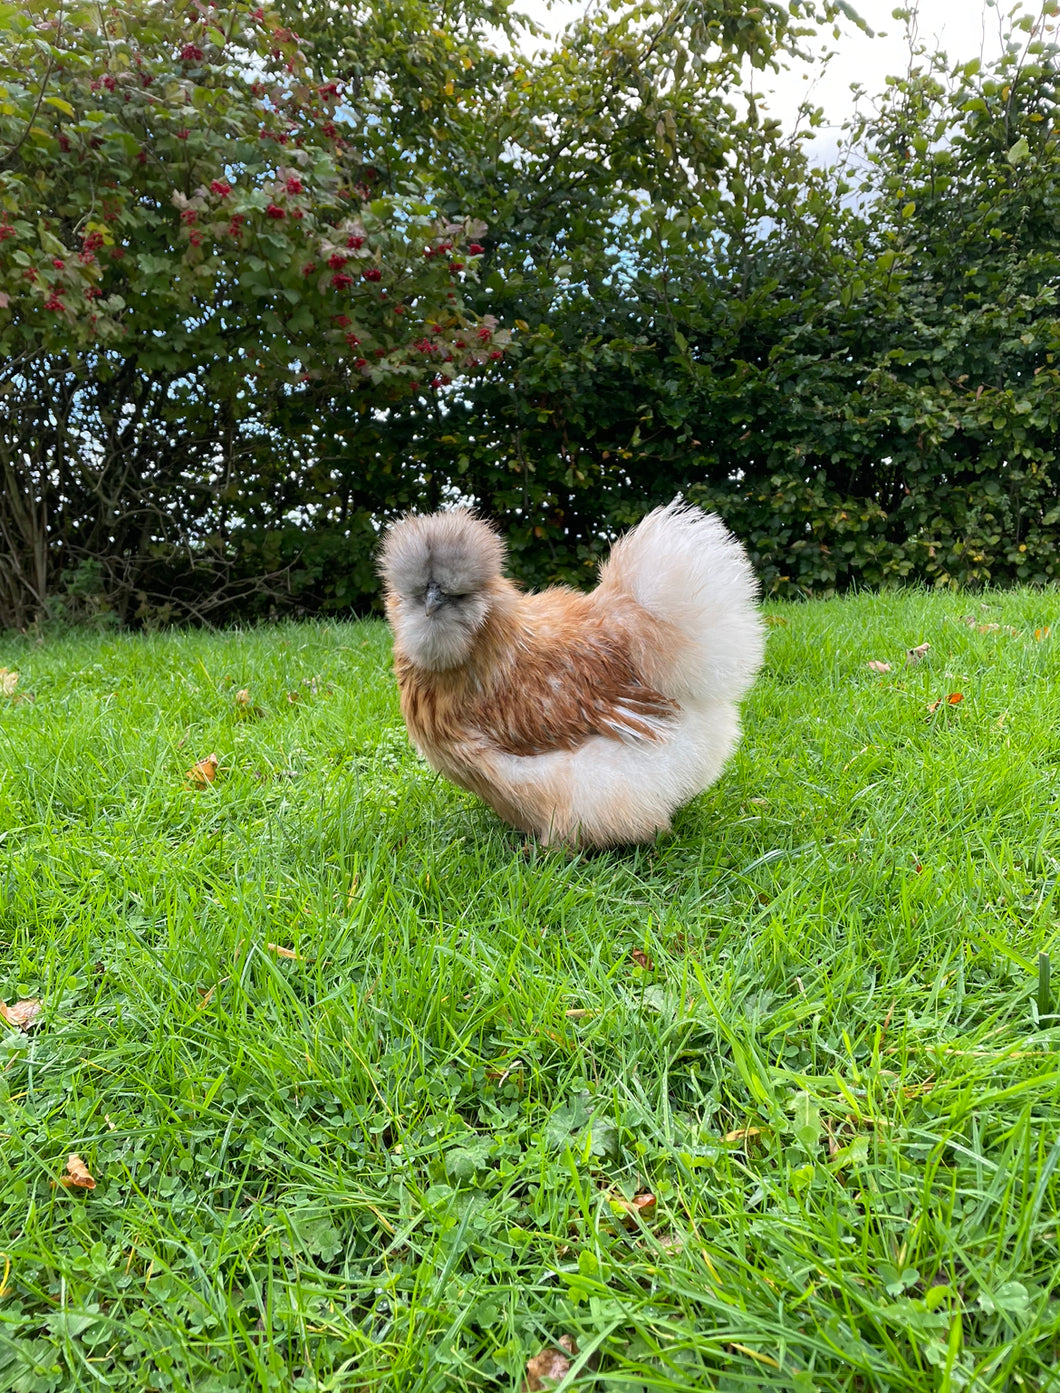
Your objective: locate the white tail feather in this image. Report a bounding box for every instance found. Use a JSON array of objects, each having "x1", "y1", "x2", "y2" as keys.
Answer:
[{"x1": 597, "y1": 500, "x2": 764, "y2": 705}]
